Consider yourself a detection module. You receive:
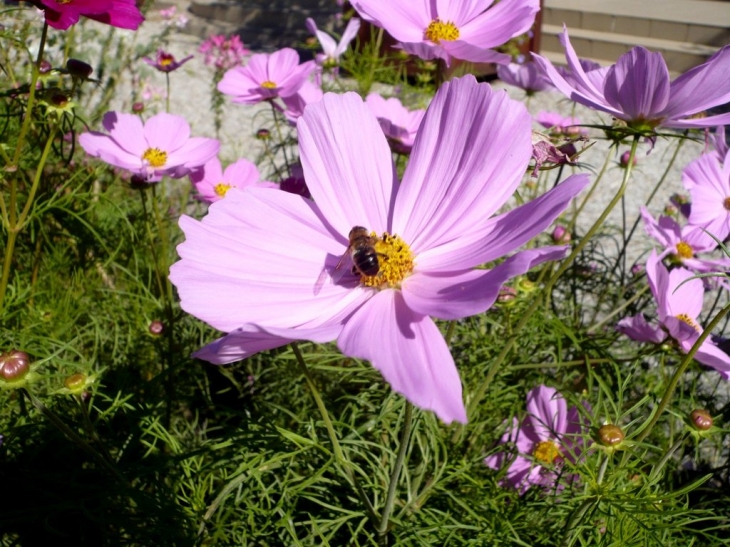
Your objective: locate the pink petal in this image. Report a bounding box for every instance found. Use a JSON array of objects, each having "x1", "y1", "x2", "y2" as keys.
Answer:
[
  {"x1": 525, "y1": 385, "x2": 567, "y2": 440},
  {"x1": 297, "y1": 92, "x2": 397, "y2": 237},
  {"x1": 664, "y1": 45, "x2": 730, "y2": 119},
  {"x1": 165, "y1": 137, "x2": 220, "y2": 175},
  {"x1": 100, "y1": 111, "x2": 146, "y2": 156},
  {"x1": 402, "y1": 247, "x2": 568, "y2": 319},
  {"x1": 350, "y1": 0, "x2": 430, "y2": 43},
  {"x1": 664, "y1": 111, "x2": 730, "y2": 129},
  {"x1": 143, "y1": 112, "x2": 191, "y2": 151},
  {"x1": 335, "y1": 17, "x2": 362, "y2": 57},
  {"x1": 193, "y1": 327, "x2": 296, "y2": 364},
  {"x1": 223, "y1": 158, "x2": 261, "y2": 186},
  {"x1": 393, "y1": 75, "x2": 532, "y2": 252},
  {"x1": 190, "y1": 157, "x2": 223, "y2": 185},
  {"x1": 693, "y1": 340, "x2": 730, "y2": 378},
  {"x1": 337, "y1": 290, "x2": 467, "y2": 424},
  {"x1": 458, "y1": 0, "x2": 539, "y2": 49},
  {"x1": 78, "y1": 131, "x2": 143, "y2": 171},
  {"x1": 616, "y1": 314, "x2": 666, "y2": 344},
  {"x1": 603, "y1": 47, "x2": 670, "y2": 120}
]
